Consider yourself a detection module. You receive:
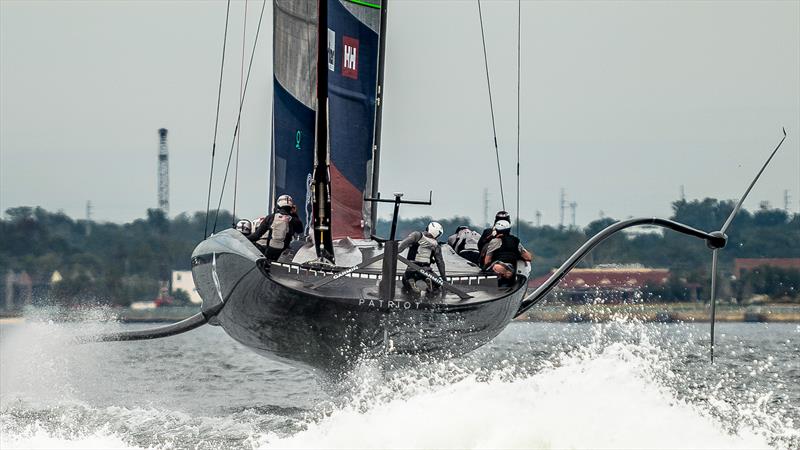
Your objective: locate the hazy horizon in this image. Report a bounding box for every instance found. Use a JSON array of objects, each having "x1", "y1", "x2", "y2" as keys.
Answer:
[{"x1": 2, "y1": 0, "x2": 799, "y2": 227}]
